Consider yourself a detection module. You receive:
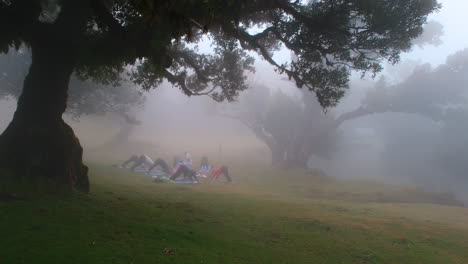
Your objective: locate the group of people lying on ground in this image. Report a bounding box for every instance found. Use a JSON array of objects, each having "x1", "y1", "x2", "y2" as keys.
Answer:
[{"x1": 120, "y1": 152, "x2": 231, "y2": 183}]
